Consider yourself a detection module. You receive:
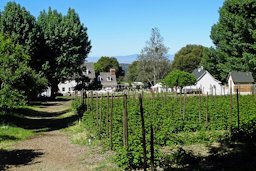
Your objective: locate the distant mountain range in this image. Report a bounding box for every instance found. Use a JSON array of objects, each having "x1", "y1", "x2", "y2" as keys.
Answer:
[{"x1": 86, "y1": 54, "x2": 174, "y2": 64}]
